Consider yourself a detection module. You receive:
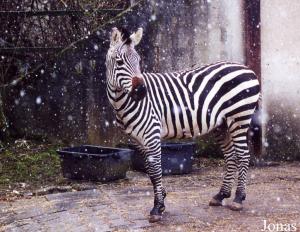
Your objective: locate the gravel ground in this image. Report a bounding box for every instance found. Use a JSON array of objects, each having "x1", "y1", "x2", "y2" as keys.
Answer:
[{"x1": 0, "y1": 162, "x2": 299, "y2": 231}]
